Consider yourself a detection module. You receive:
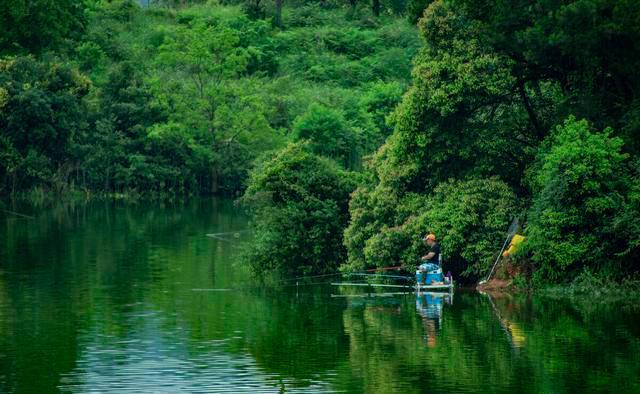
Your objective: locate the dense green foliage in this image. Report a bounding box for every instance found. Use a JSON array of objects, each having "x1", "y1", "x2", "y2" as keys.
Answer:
[
  {"x1": 0, "y1": 56, "x2": 91, "y2": 194},
  {"x1": 2, "y1": 0, "x2": 640, "y2": 282},
  {"x1": 240, "y1": 143, "x2": 357, "y2": 276},
  {"x1": 343, "y1": 0, "x2": 640, "y2": 282},
  {"x1": 0, "y1": 0, "x2": 87, "y2": 54},
  {"x1": 344, "y1": 176, "x2": 518, "y2": 277},
  {"x1": 0, "y1": 0, "x2": 418, "y2": 197},
  {"x1": 524, "y1": 117, "x2": 636, "y2": 283}
]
